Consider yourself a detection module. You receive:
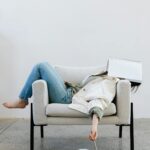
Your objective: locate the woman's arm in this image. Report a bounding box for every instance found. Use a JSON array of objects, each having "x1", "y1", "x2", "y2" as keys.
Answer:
[
  {"x1": 89, "y1": 107, "x2": 104, "y2": 141},
  {"x1": 89, "y1": 114, "x2": 100, "y2": 141}
]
